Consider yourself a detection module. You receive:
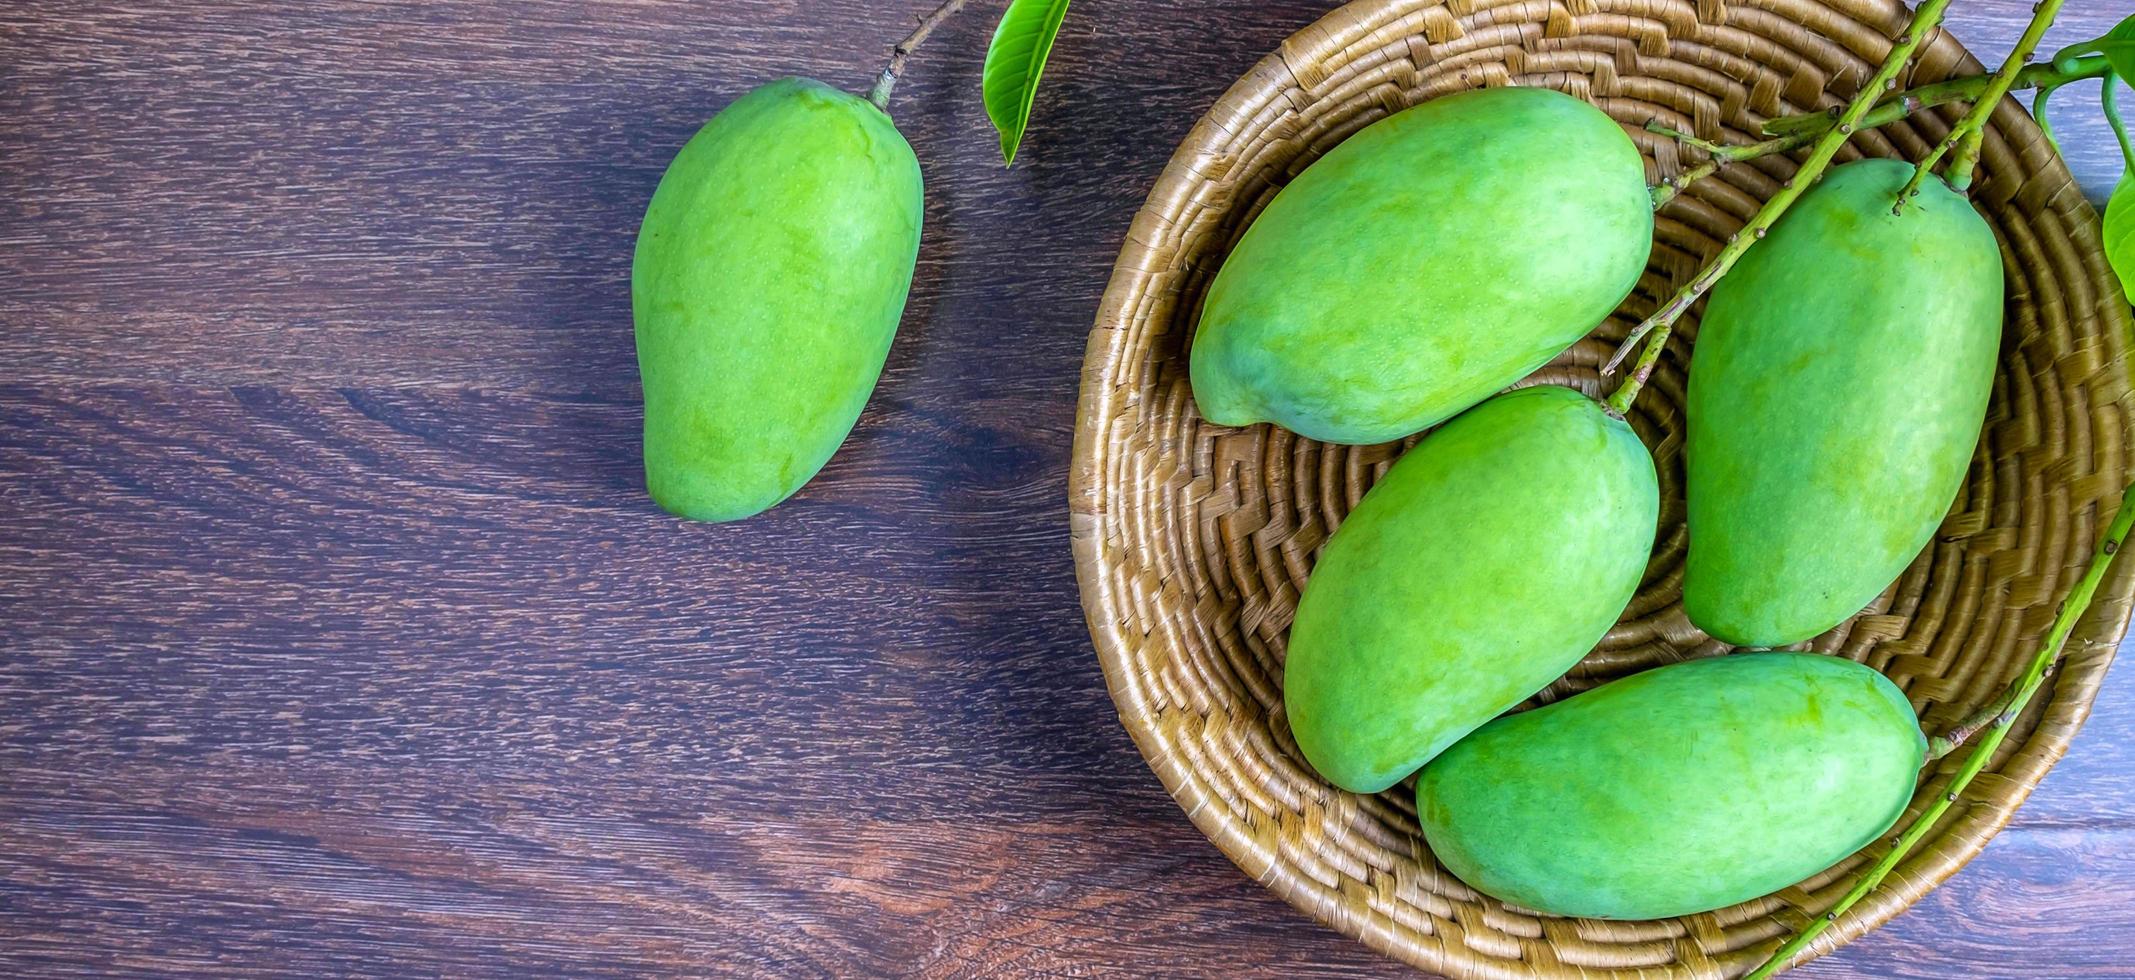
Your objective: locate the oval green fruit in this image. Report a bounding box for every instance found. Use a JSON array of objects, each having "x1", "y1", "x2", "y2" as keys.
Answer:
[
  {"x1": 1417, "y1": 653, "x2": 1926, "y2": 920},
  {"x1": 1284, "y1": 385, "x2": 1659, "y2": 793},
  {"x1": 1190, "y1": 86, "x2": 1654, "y2": 445},
  {"x1": 1684, "y1": 158, "x2": 2002, "y2": 645},
  {"x1": 632, "y1": 78, "x2": 924, "y2": 522}
]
